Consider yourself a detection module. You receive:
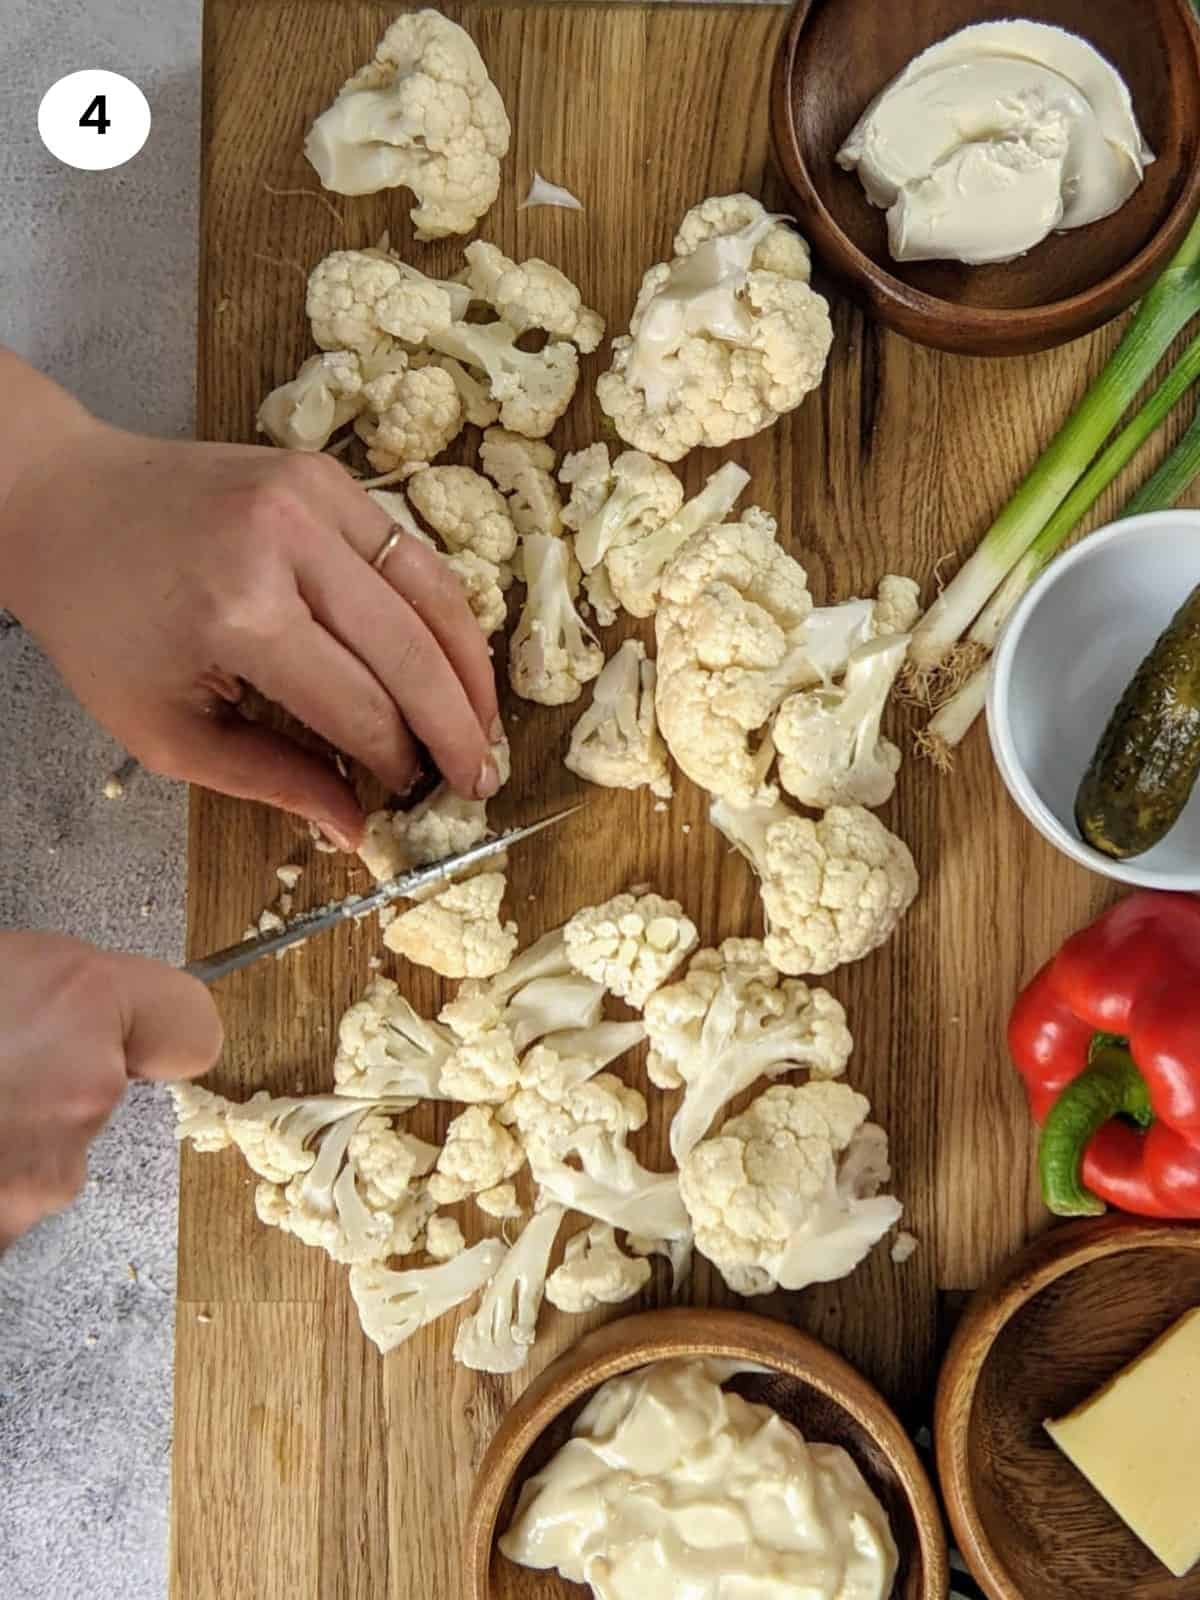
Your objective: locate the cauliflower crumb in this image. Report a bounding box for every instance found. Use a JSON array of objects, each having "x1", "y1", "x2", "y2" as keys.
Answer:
[
  {"x1": 890, "y1": 1230, "x2": 918, "y2": 1264},
  {"x1": 276, "y1": 865, "x2": 303, "y2": 891},
  {"x1": 426, "y1": 1215, "x2": 467, "y2": 1261}
]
